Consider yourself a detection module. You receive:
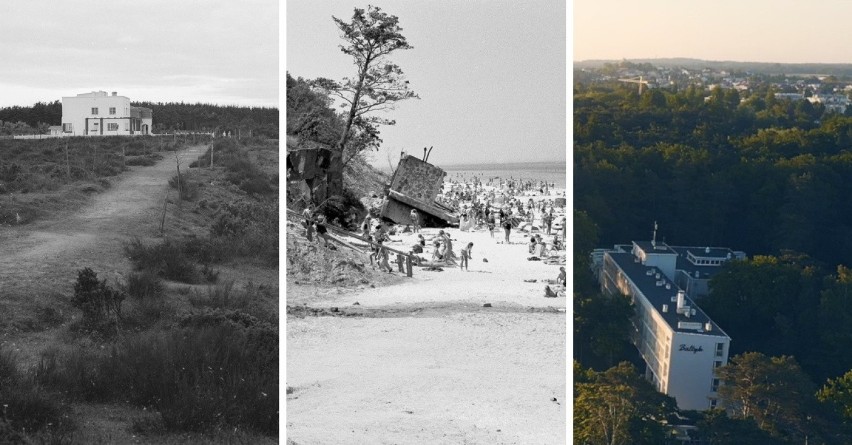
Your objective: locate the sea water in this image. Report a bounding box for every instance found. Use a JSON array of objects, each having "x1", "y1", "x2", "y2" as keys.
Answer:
[{"x1": 439, "y1": 161, "x2": 566, "y2": 189}]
